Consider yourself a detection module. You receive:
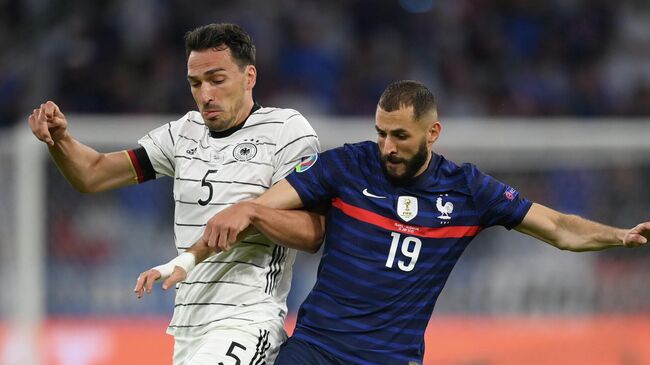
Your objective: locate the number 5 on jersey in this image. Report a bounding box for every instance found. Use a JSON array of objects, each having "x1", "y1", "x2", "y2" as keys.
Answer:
[
  {"x1": 385, "y1": 232, "x2": 421, "y2": 272},
  {"x1": 198, "y1": 169, "x2": 219, "y2": 206}
]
